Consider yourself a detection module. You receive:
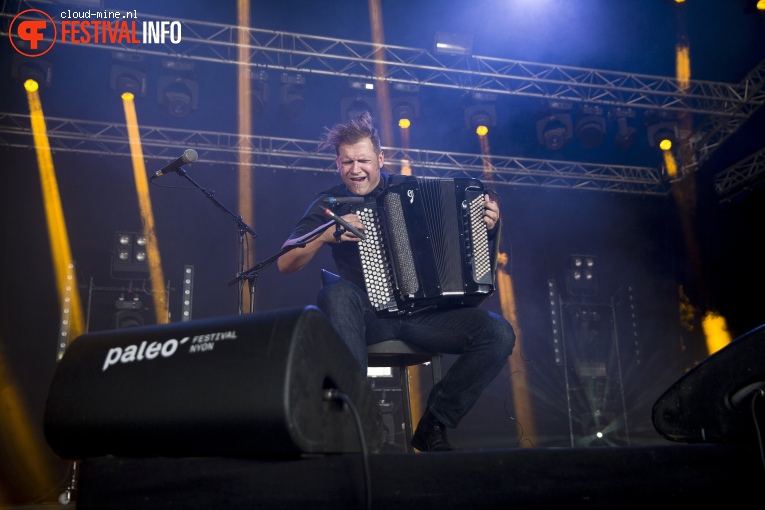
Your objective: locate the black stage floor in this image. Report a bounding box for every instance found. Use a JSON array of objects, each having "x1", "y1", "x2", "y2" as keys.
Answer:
[{"x1": 64, "y1": 442, "x2": 763, "y2": 510}]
